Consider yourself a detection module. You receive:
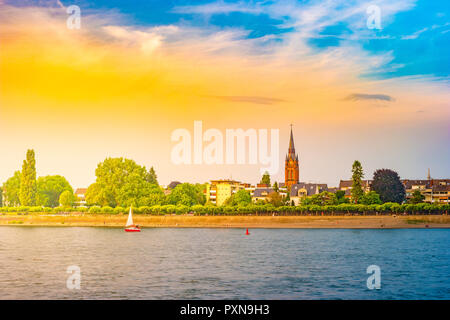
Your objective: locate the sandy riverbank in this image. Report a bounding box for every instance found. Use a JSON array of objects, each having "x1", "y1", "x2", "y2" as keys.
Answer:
[{"x1": 0, "y1": 214, "x2": 449, "y2": 228}]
